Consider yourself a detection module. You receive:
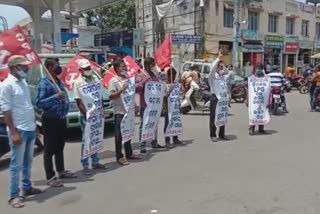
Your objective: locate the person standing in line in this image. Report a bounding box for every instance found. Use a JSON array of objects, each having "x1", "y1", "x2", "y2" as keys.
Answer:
[
  {"x1": 36, "y1": 58, "x2": 76, "y2": 187},
  {"x1": 162, "y1": 67, "x2": 183, "y2": 147},
  {"x1": 73, "y1": 58, "x2": 106, "y2": 175},
  {"x1": 108, "y1": 60, "x2": 142, "y2": 165},
  {"x1": 208, "y1": 53, "x2": 228, "y2": 142},
  {"x1": 136, "y1": 57, "x2": 165, "y2": 154},
  {"x1": 0, "y1": 55, "x2": 42, "y2": 208}
]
